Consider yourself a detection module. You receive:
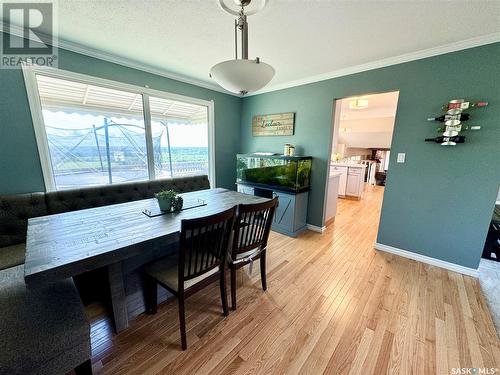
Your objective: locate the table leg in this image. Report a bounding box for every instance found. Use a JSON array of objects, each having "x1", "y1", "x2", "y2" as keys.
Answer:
[{"x1": 108, "y1": 262, "x2": 128, "y2": 333}]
